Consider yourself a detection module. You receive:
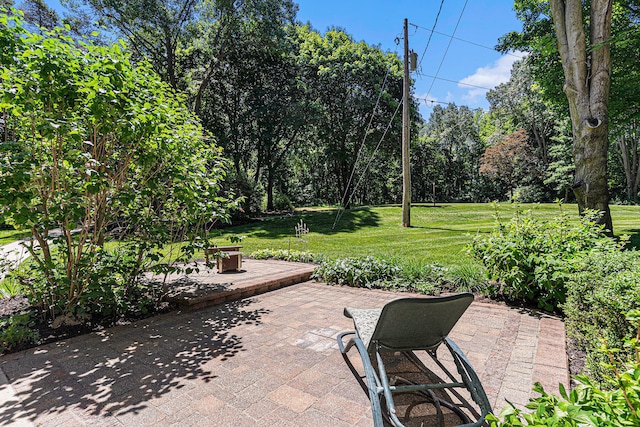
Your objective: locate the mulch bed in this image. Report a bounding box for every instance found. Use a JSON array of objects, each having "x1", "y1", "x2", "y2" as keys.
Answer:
[{"x1": 0, "y1": 295, "x2": 176, "y2": 354}]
